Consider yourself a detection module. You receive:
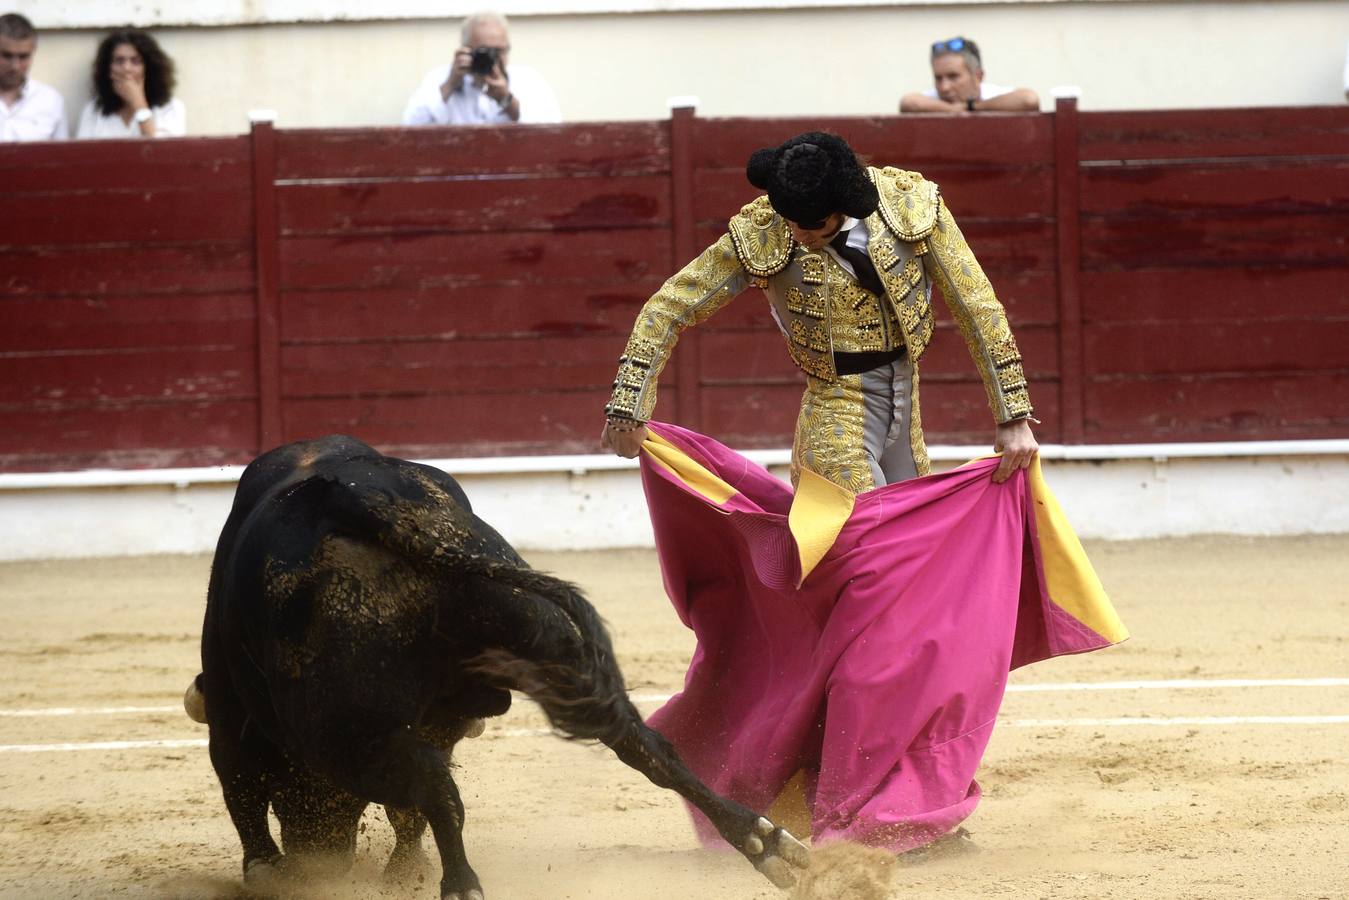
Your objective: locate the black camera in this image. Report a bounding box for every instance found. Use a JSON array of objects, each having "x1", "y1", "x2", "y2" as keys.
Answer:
[{"x1": 469, "y1": 46, "x2": 501, "y2": 76}]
